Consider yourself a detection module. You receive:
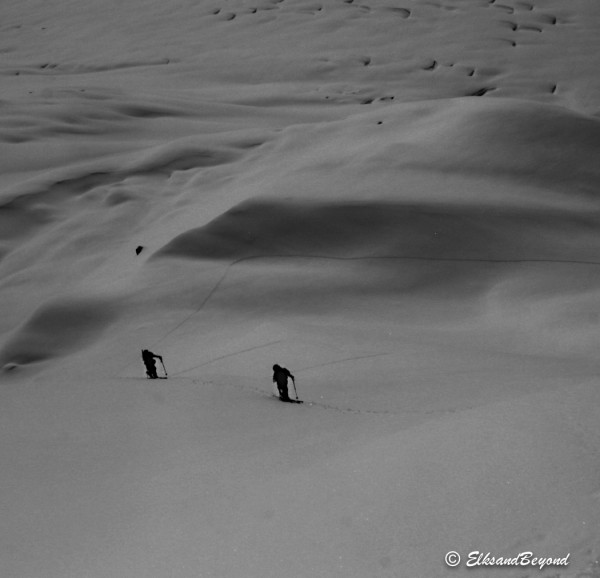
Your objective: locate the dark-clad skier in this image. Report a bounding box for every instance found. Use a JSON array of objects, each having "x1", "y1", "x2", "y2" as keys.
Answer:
[
  {"x1": 142, "y1": 349, "x2": 164, "y2": 379},
  {"x1": 272, "y1": 364, "x2": 295, "y2": 401}
]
